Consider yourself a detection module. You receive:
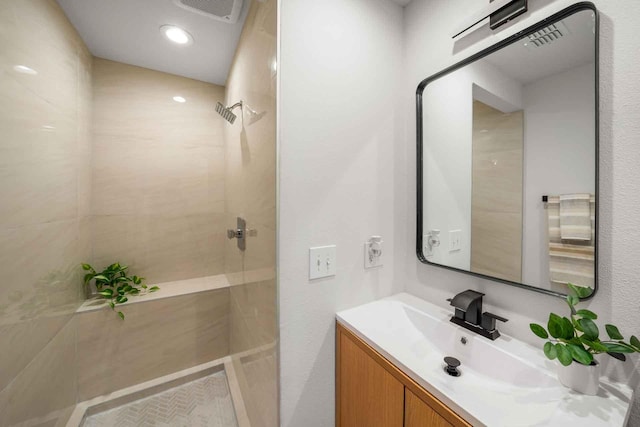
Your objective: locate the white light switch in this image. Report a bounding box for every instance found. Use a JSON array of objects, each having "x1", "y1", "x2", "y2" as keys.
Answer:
[
  {"x1": 449, "y1": 230, "x2": 462, "y2": 252},
  {"x1": 309, "y1": 245, "x2": 337, "y2": 280}
]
